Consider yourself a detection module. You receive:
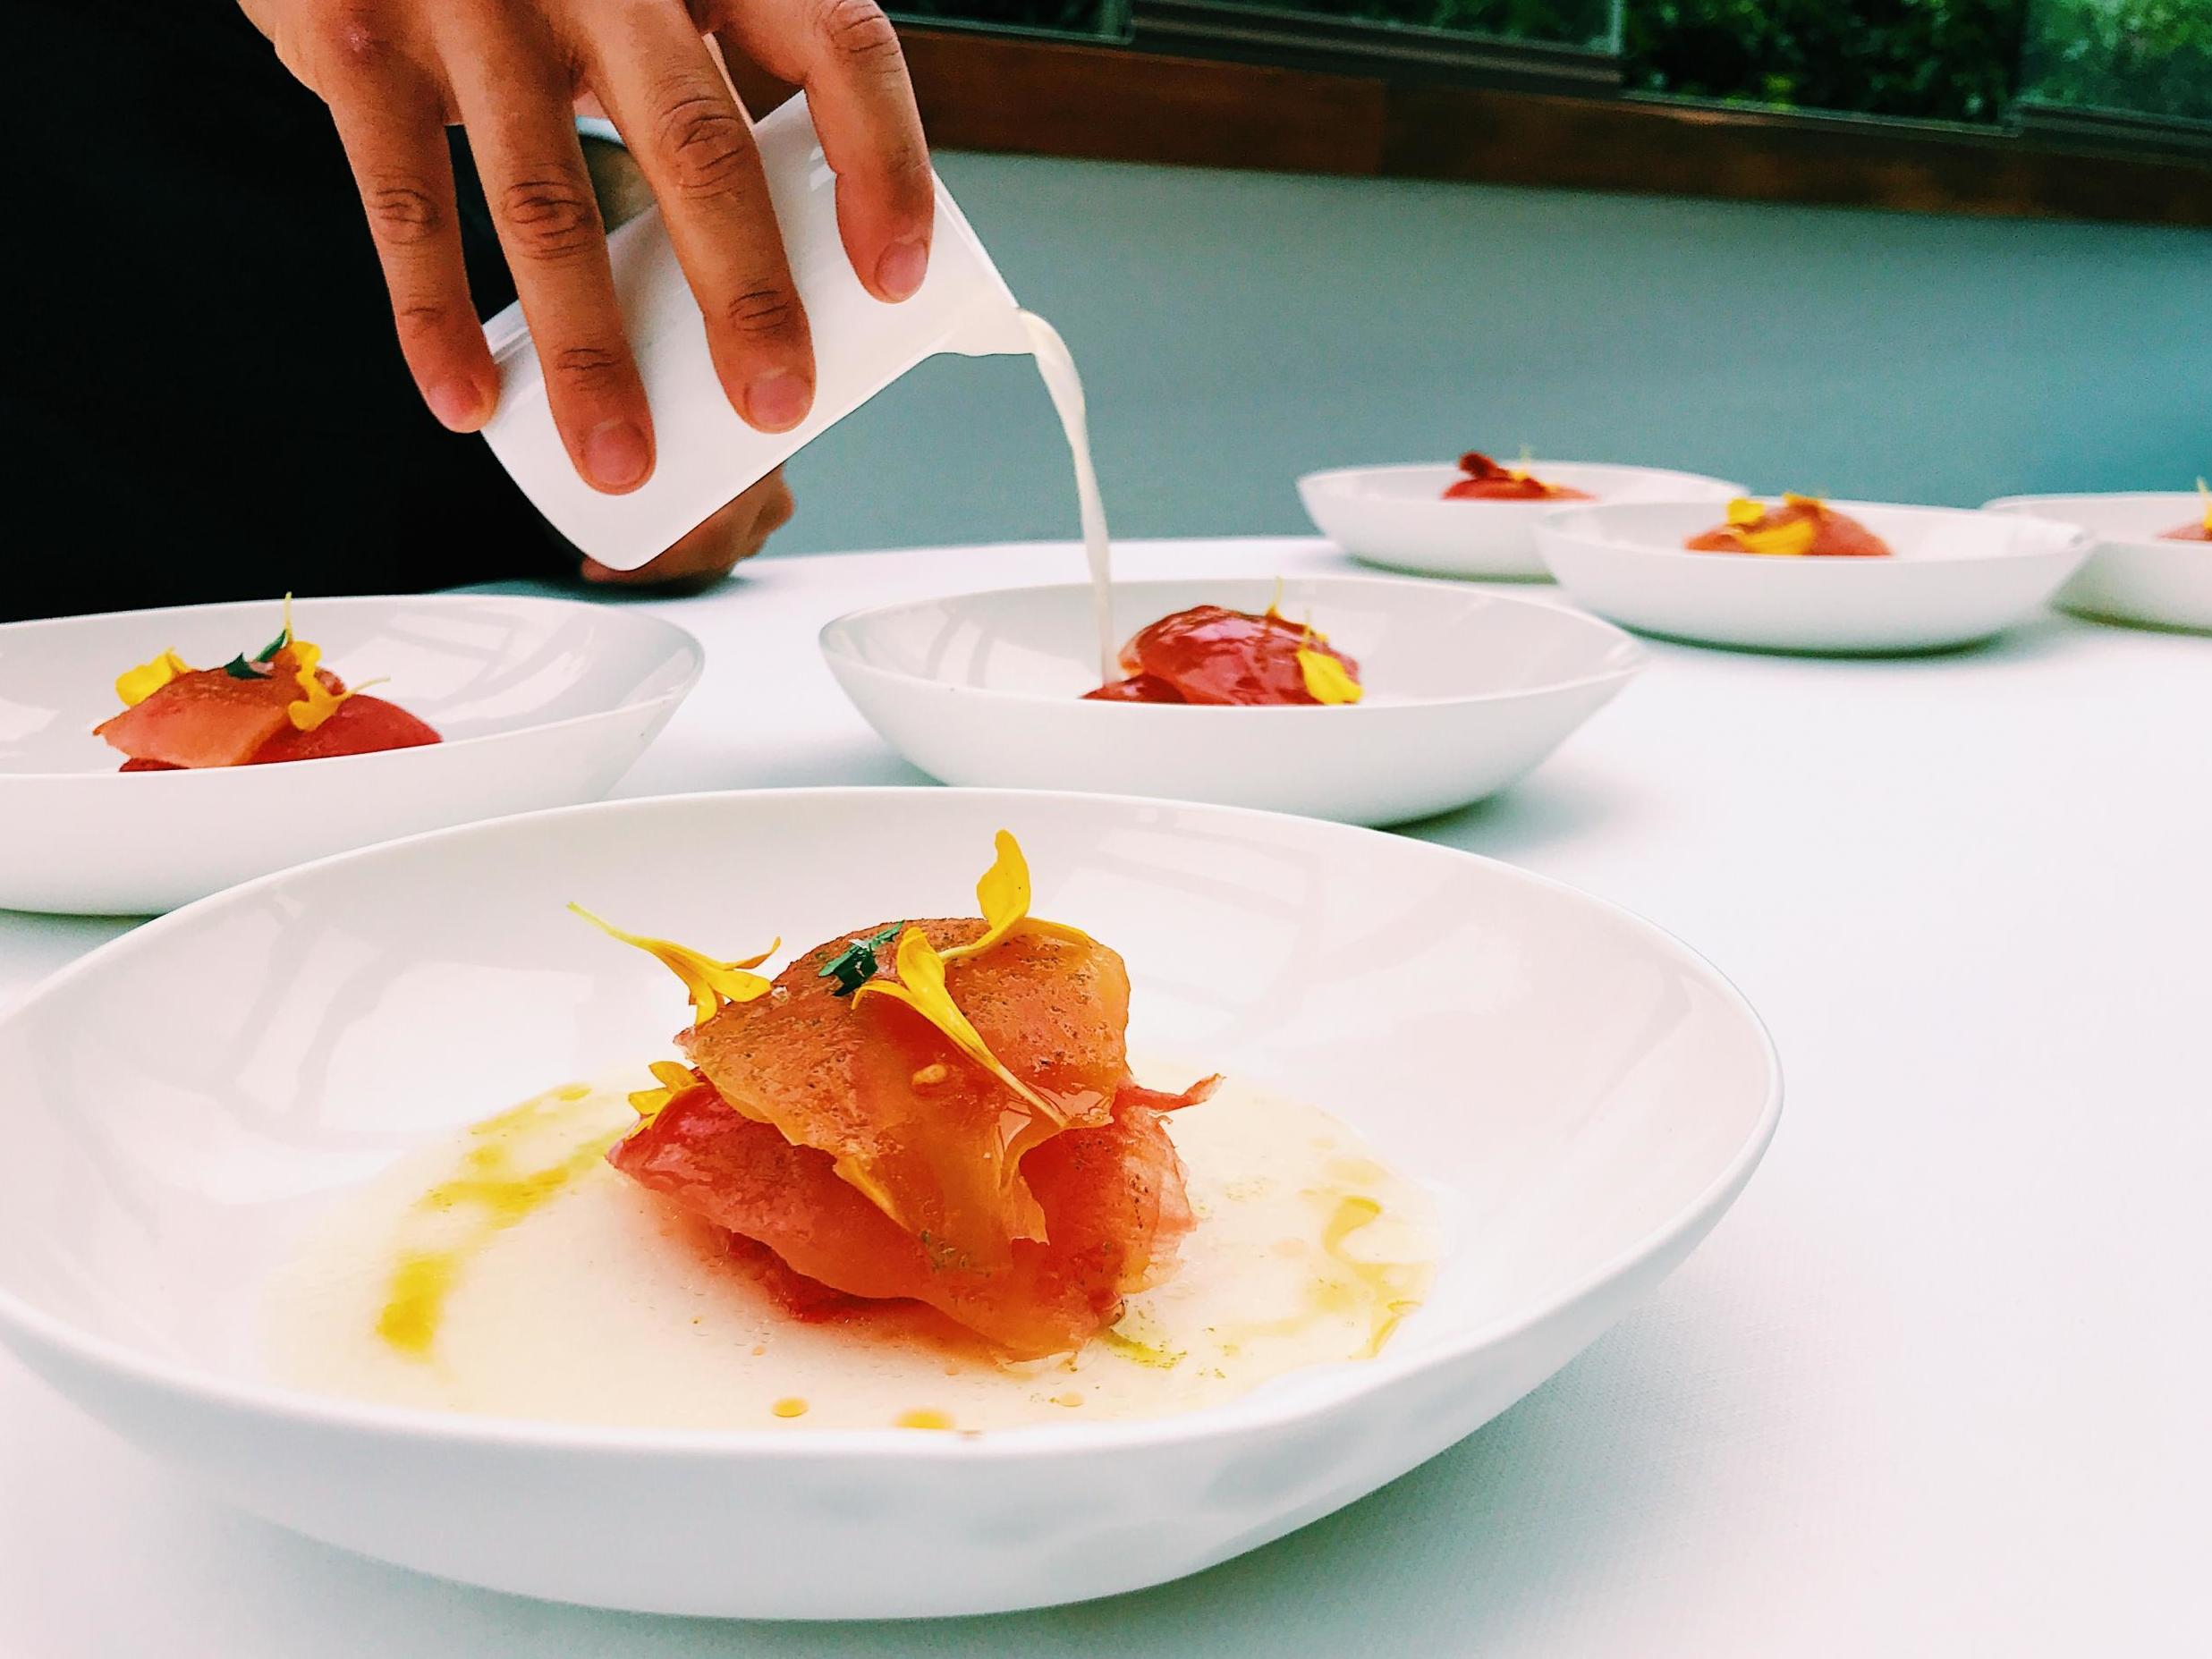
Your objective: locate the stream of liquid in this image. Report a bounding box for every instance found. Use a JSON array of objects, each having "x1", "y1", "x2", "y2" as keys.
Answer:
[{"x1": 1016, "y1": 311, "x2": 1119, "y2": 683}]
